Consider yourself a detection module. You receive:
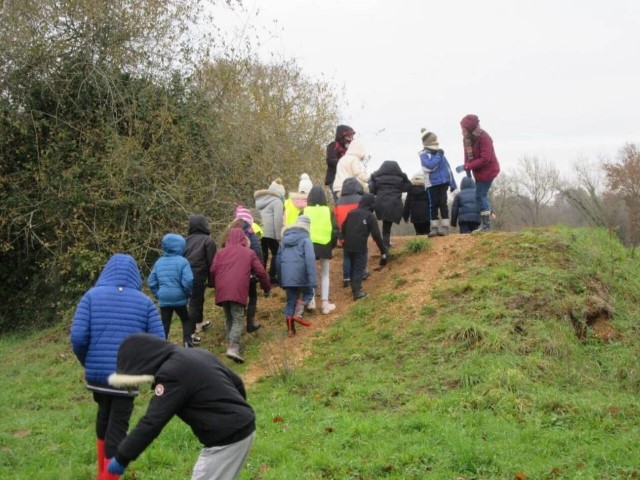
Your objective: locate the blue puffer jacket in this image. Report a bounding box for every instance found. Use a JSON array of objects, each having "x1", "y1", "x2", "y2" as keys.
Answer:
[
  {"x1": 148, "y1": 234, "x2": 194, "y2": 307},
  {"x1": 275, "y1": 225, "x2": 317, "y2": 288},
  {"x1": 419, "y1": 149, "x2": 457, "y2": 190},
  {"x1": 451, "y1": 177, "x2": 481, "y2": 226},
  {"x1": 70, "y1": 254, "x2": 165, "y2": 389}
]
